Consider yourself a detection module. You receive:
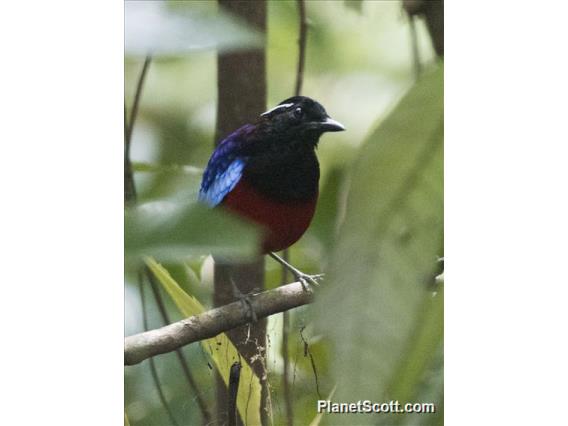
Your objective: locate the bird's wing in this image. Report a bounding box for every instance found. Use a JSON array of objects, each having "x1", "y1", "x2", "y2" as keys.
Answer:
[
  {"x1": 199, "y1": 128, "x2": 251, "y2": 207},
  {"x1": 199, "y1": 157, "x2": 245, "y2": 206}
]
